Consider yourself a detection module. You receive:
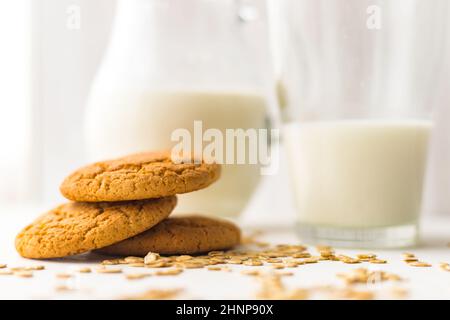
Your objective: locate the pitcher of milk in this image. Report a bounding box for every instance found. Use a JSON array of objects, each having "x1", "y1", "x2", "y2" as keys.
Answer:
[
  {"x1": 85, "y1": 0, "x2": 277, "y2": 217},
  {"x1": 277, "y1": 0, "x2": 447, "y2": 247}
]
